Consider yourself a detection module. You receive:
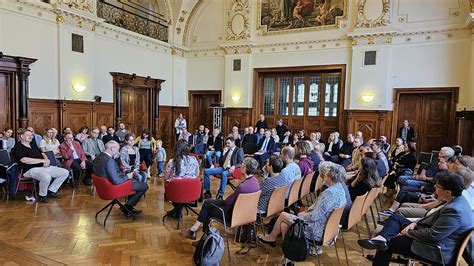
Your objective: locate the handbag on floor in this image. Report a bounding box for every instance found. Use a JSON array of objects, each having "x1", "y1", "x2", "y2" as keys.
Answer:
[
  {"x1": 234, "y1": 224, "x2": 257, "y2": 253},
  {"x1": 282, "y1": 218, "x2": 309, "y2": 262}
]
